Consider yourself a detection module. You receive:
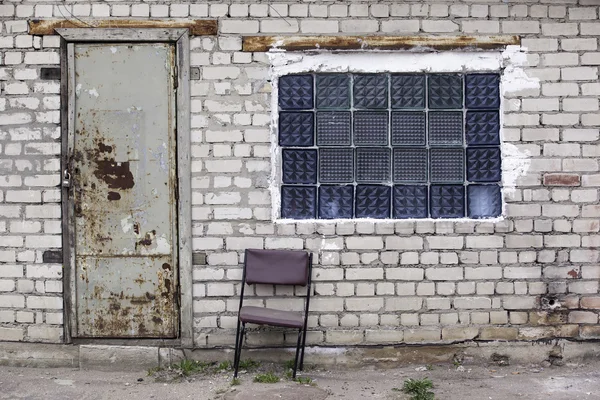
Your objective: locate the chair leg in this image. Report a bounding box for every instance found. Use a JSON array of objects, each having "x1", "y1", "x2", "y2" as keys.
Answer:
[
  {"x1": 292, "y1": 328, "x2": 302, "y2": 379},
  {"x1": 233, "y1": 321, "x2": 245, "y2": 378},
  {"x1": 299, "y1": 326, "x2": 308, "y2": 371}
]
